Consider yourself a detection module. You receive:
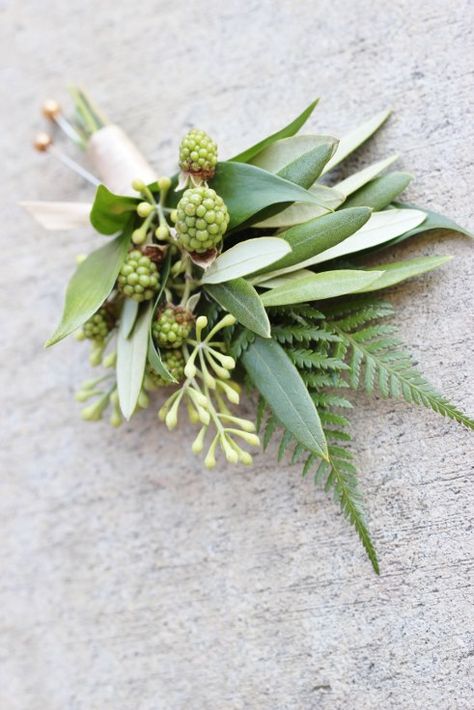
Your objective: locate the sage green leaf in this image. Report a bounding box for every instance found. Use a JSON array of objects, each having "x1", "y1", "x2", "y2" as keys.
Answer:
[
  {"x1": 46, "y1": 225, "x2": 132, "y2": 347},
  {"x1": 356, "y1": 255, "x2": 452, "y2": 292},
  {"x1": 117, "y1": 302, "x2": 153, "y2": 420},
  {"x1": 205, "y1": 279, "x2": 271, "y2": 338},
  {"x1": 251, "y1": 135, "x2": 337, "y2": 183},
  {"x1": 210, "y1": 161, "x2": 330, "y2": 230},
  {"x1": 286, "y1": 208, "x2": 426, "y2": 270},
  {"x1": 252, "y1": 184, "x2": 345, "y2": 228},
  {"x1": 335, "y1": 155, "x2": 398, "y2": 196},
  {"x1": 389, "y1": 202, "x2": 473, "y2": 243},
  {"x1": 343, "y1": 172, "x2": 412, "y2": 211},
  {"x1": 241, "y1": 337, "x2": 328, "y2": 459},
  {"x1": 121, "y1": 299, "x2": 139, "y2": 339},
  {"x1": 257, "y1": 269, "x2": 315, "y2": 289},
  {"x1": 201, "y1": 237, "x2": 291, "y2": 284},
  {"x1": 147, "y1": 250, "x2": 175, "y2": 383},
  {"x1": 252, "y1": 207, "x2": 371, "y2": 279},
  {"x1": 230, "y1": 99, "x2": 319, "y2": 163},
  {"x1": 322, "y1": 109, "x2": 391, "y2": 174},
  {"x1": 260, "y1": 270, "x2": 384, "y2": 307},
  {"x1": 90, "y1": 184, "x2": 138, "y2": 235}
]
